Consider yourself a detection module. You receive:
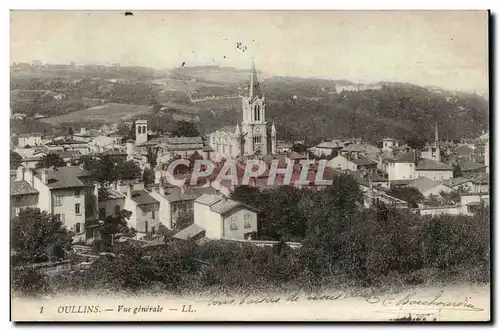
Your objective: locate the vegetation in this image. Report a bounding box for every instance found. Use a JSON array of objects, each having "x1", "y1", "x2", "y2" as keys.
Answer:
[
  {"x1": 10, "y1": 151, "x2": 22, "y2": 169},
  {"x1": 387, "y1": 186, "x2": 424, "y2": 208},
  {"x1": 35, "y1": 153, "x2": 66, "y2": 169},
  {"x1": 11, "y1": 208, "x2": 73, "y2": 265},
  {"x1": 172, "y1": 120, "x2": 200, "y2": 137},
  {"x1": 83, "y1": 155, "x2": 142, "y2": 185}
]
